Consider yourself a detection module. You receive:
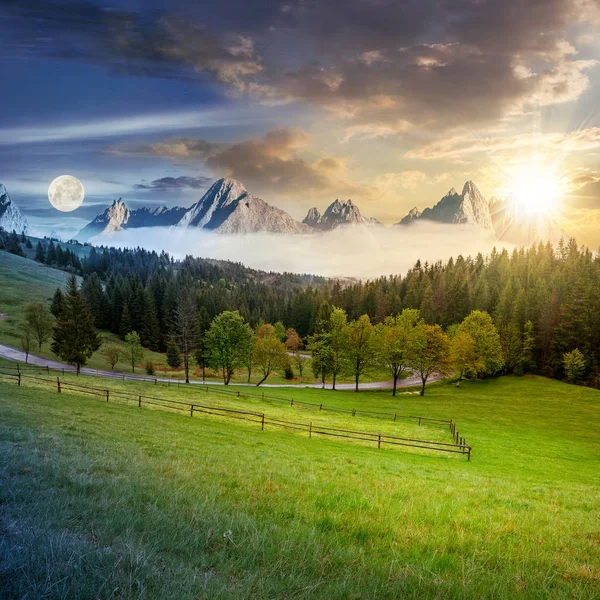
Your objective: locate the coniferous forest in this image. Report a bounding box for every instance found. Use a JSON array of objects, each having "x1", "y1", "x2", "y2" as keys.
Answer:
[{"x1": 27, "y1": 234, "x2": 600, "y2": 387}]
